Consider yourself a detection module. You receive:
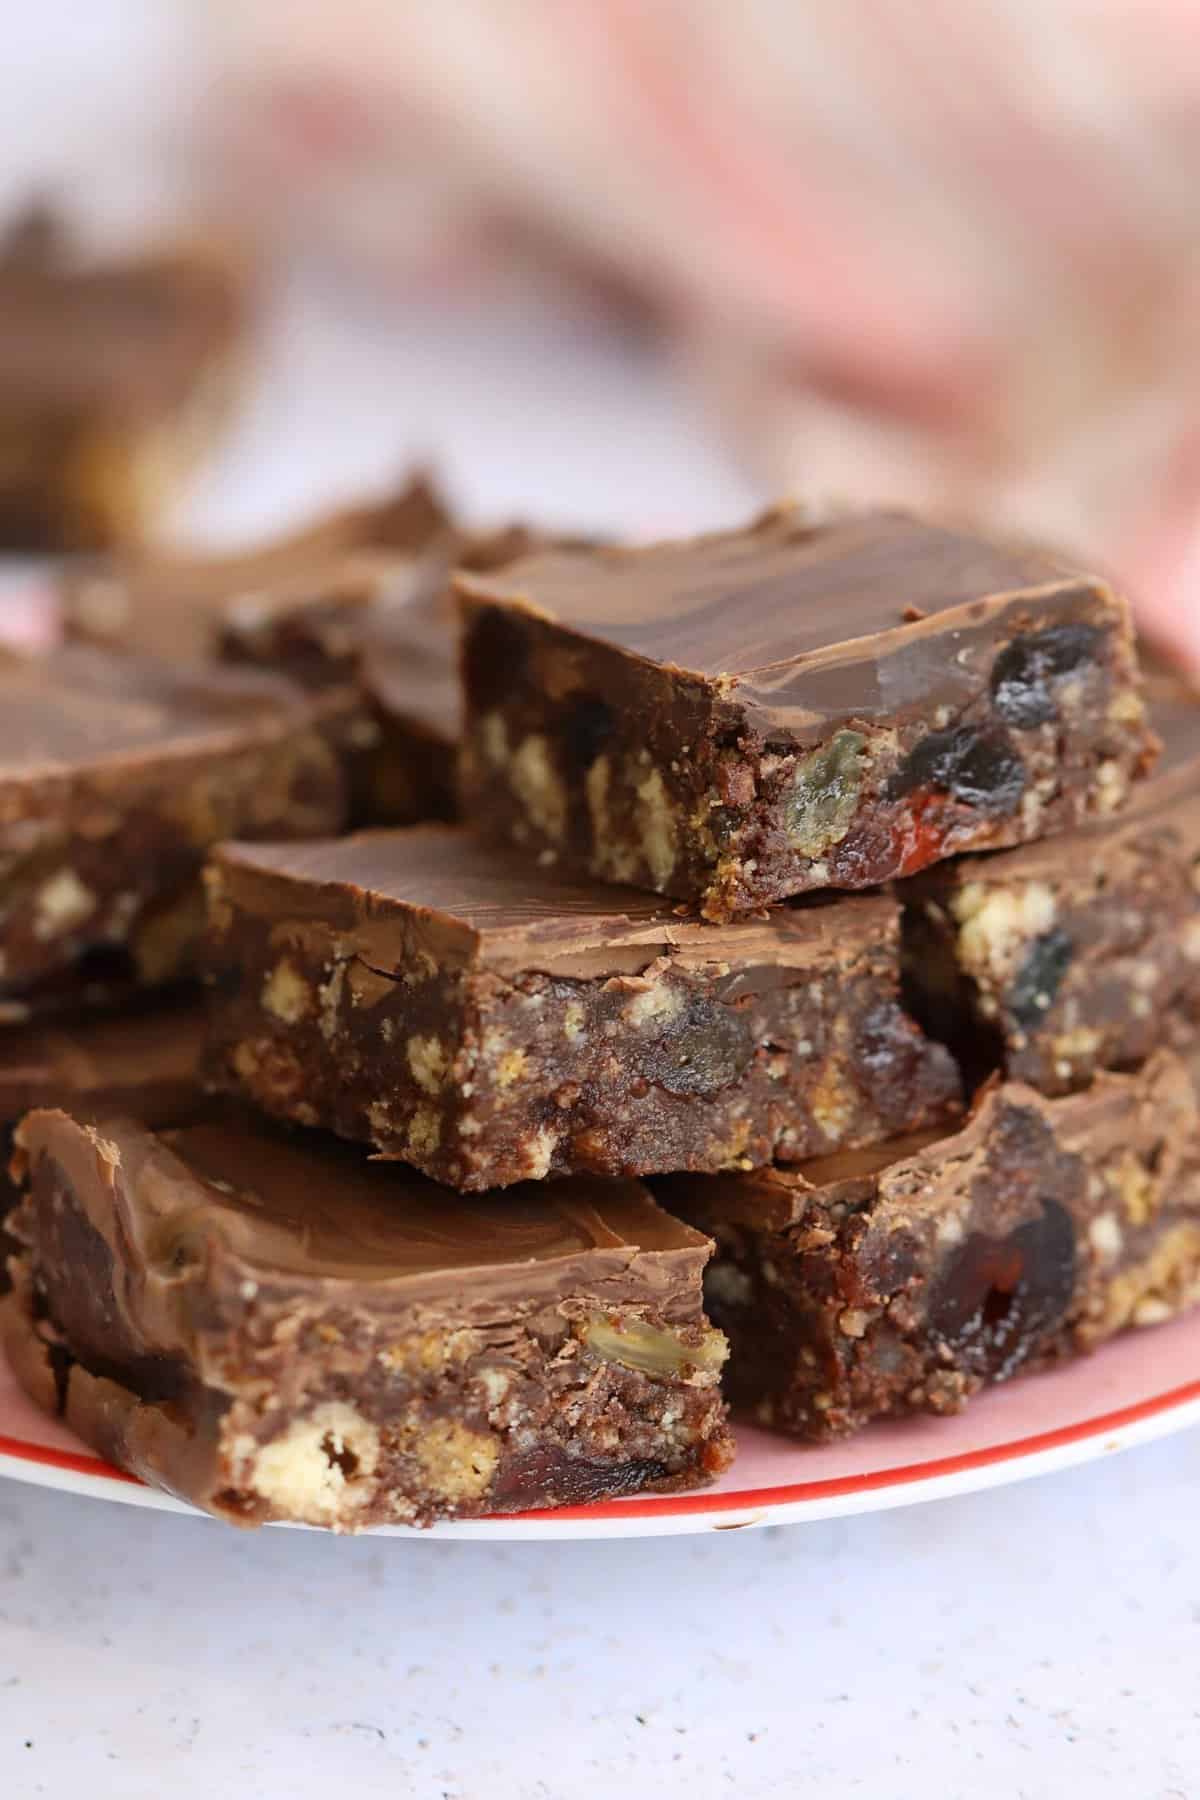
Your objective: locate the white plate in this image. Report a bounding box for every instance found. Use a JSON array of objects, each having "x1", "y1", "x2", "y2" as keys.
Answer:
[{"x1": 2, "y1": 1311, "x2": 1198, "y2": 1537}]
